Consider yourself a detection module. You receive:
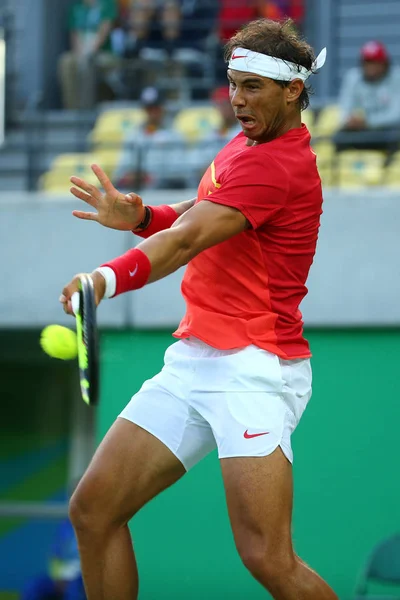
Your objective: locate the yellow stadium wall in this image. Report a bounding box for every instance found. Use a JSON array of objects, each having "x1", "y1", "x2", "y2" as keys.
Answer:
[{"x1": 98, "y1": 329, "x2": 400, "y2": 600}]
